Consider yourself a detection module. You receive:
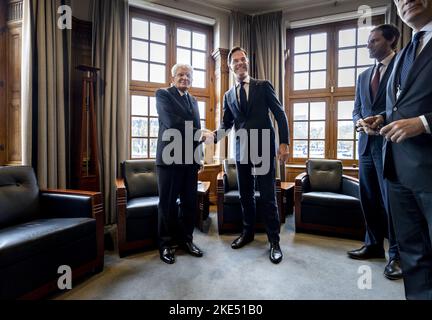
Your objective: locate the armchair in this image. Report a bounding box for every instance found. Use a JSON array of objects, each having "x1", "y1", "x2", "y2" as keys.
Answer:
[
  {"x1": 294, "y1": 159, "x2": 365, "y2": 239},
  {"x1": 116, "y1": 160, "x2": 159, "y2": 257},
  {"x1": 217, "y1": 160, "x2": 283, "y2": 234},
  {"x1": 0, "y1": 166, "x2": 104, "y2": 299}
]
